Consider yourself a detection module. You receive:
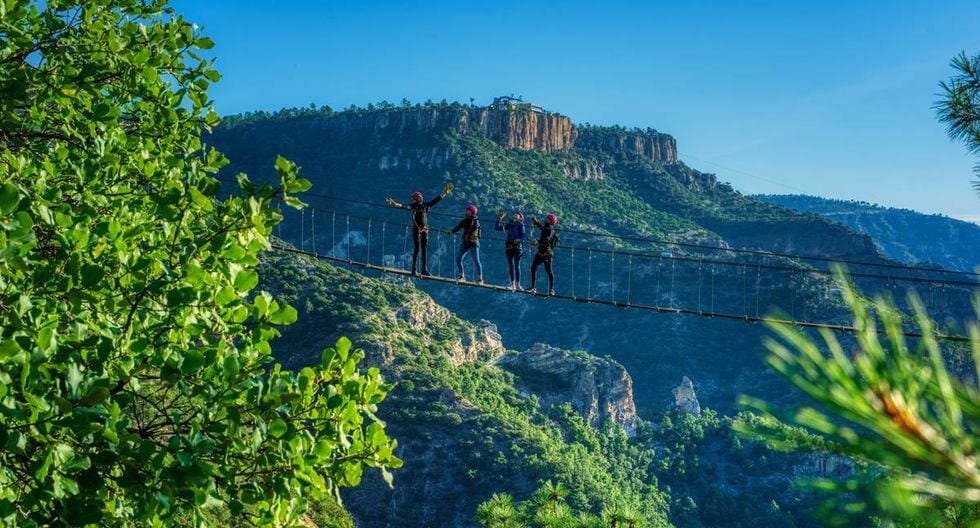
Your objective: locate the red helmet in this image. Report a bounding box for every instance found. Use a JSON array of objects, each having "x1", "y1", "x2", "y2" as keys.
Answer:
[
  {"x1": 514, "y1": 212, "x2": 525, "y2": 223},
  {"x1": 465, "y1": 204, "x2": 478, "y2": 217},
  {"x1": 546, "y1": 213, "x2": 558, "y2": 225},
  {"x1": 411, "y1": 191, "x2": 423, "y2": 202}
]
